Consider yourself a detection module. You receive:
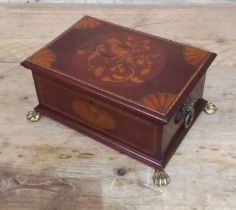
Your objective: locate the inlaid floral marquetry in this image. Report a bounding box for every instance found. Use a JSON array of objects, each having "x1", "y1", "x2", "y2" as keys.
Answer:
[
  {"x1": 73, "y1": 33, "x2": 166, "y2": 86},
  {"x1": 23, "y1": 16, "x2": 215, "y2": 116},
  {"x1": 182, "y1": 46, "x2": 208, "y2": 66},
  {"x1": 30, "y1": 48, "x2": 55, "y2": 68},
  {"x1": 139, "y1": 92, "x2": 176, "y2": 113}
]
